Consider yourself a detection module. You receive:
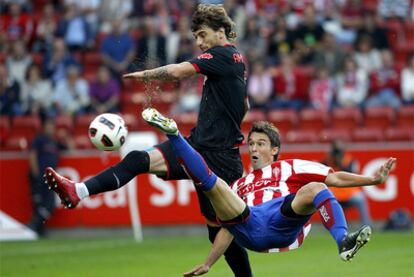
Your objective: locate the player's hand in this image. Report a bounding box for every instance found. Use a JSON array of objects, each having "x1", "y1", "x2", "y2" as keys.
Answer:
[
  {"x1": 373, "y1": 157, "x2": 396, "y2": 184},
  {"x1": 123, "y1": 71, "x2": 144, "y2": 80},
  {"x1": 183, "y1": 264, "x2": 210, "y2": 276}
]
